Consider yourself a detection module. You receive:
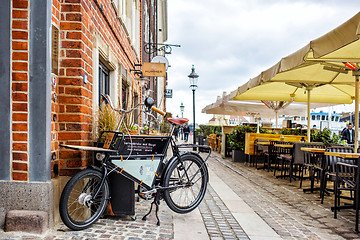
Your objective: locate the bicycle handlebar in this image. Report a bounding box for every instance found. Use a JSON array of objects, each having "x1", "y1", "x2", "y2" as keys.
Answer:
[
  {"x1": 151, "y1": 106, "x2": 166, "y2": 116},
  {"x1": 101, "y1": 94, "x2": 166, "y2": 117}
]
